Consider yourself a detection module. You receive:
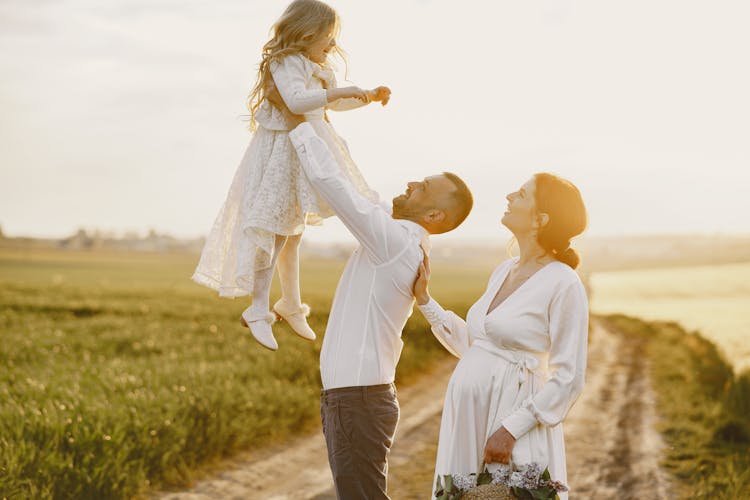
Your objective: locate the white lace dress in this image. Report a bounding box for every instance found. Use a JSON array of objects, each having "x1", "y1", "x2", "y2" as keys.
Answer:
[
  {"x1": 192, "y1": 54, "x2": 377, "y2": 297},
  {"x1": 418, "y1": 258, "x2": 589, "y2": 500}
]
